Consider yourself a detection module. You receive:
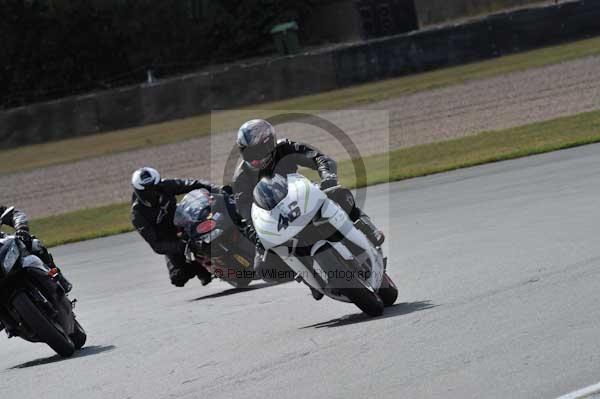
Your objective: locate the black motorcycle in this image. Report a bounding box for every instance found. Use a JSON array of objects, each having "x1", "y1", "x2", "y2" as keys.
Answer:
[
  {"x1": 174, "y1": 189, "x2": 259, "y2": 288},
  {"x1": 0, "y1": 207, "x2": 86, "y2": 357}
]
